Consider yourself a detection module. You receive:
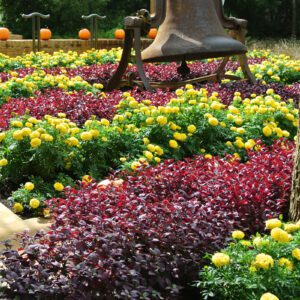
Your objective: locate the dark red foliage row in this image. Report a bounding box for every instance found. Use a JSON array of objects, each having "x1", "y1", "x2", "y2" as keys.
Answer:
[
  {"x1": 0, "y1": 140, "x2": 294, "y2": 299},
  {"x1": 0, "y1": 88, "x2": 175, "y2": 130},
  {"x1": 0, "y1": 58, "x2": 265, "y2": 84}
]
